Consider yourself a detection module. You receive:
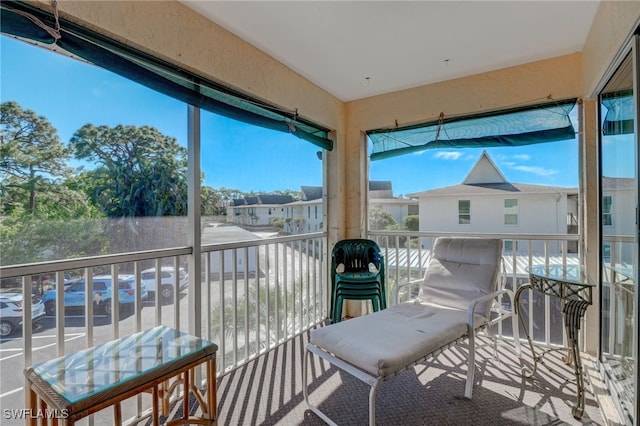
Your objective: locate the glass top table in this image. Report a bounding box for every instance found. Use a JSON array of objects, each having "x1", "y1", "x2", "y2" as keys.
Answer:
[
  {"x1": 516, "y1": 264, "x2": 594, "y2": 419},
  {"x1": 525, "y1": 264, "x2": 594, "y2": 303},
  {"x1": 25, "y1": 325, "x2": 218, "y2": 425}
]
